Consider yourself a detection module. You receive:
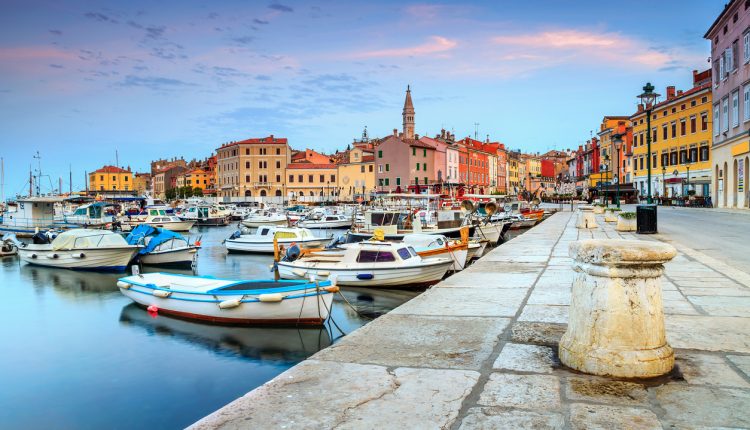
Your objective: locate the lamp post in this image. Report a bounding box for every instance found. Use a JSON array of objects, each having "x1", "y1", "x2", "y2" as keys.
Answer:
[
  {"x1": 613, "y1": 133, "x2": 623, "y2": 209},
  {"x1": 685, "y1": 154, "x2": 692, "y2": 197},
  {"x1": 638, "y1": 83, "x2": 660, "y2": 204},
  {"x1": 603, "y1": 154, "x2": 610, "y2": 207},
  {"x1": 662, "y1": 166, "x2": 666, "y2": 201}
]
